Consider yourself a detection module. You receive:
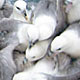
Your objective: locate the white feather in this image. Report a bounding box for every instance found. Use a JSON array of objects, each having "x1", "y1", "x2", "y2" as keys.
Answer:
[
  {"x1": 51, "y1": 28, "x2": 80, "y2": 58},
  {"x1": 26, "y1": 40, "x2": 51, "y2": 61},
  {"x1": 10, "y1": 0, "x2": 27, "y2": 22},
  {"x1": 13, "y1": 57, "x2": 61, "y2": 80},
  {"x1": 33, "y1": 15, "x2": 57, "y2": 41},
  {"x1": 17, "y1": 24, "x2": 34, "y2": 46},
  {"x1": 17, "y1": 14, "x2": 57, "y2": 49},
  {"x1": 27, "y1": 26, "x2": 39, "y2": 43}
]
